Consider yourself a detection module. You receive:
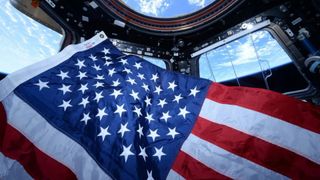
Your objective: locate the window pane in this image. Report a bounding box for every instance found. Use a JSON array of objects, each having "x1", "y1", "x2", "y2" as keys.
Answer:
[
  {"x1": 199, "y1": 46, "x2": 237, "y2": 82},
  {"x1": 0, "y1": 0, "x2": 62, "y2": 74},
  {"x1": 143, "y1": 56, "x2": 167, "y2": 69},
  {"x1": 251, "y1": 31, "x2": 291, "y2": 67},
  {"x1": 199, "y1": 30, "x2": 308, "y2": 93},
  {"x1": 122, "y1": 0, "x2": 216, "y2": 18},
  {"x1": 123, "y1": 52, "x2": 167, "y2": 69},
  {"x1": 200, "y1": 31, "x2": 292, "y2": 82}
]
